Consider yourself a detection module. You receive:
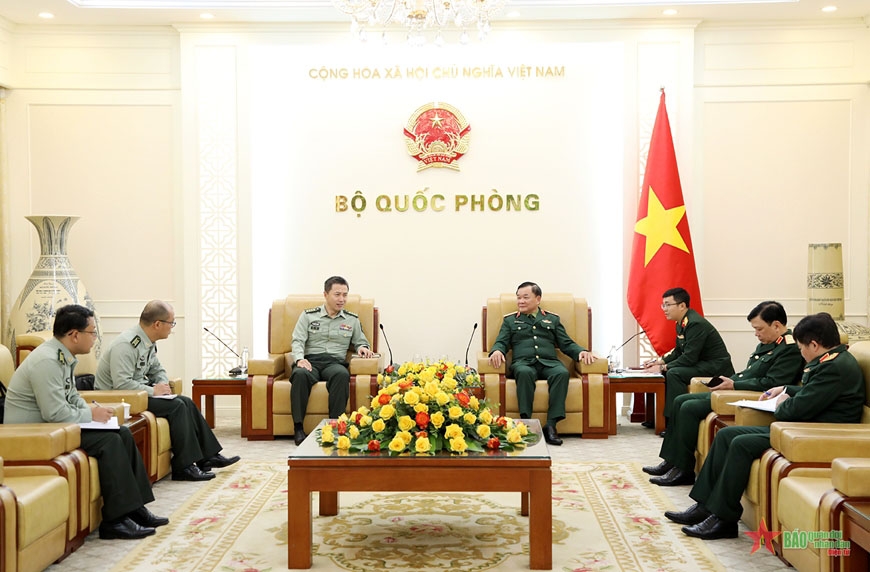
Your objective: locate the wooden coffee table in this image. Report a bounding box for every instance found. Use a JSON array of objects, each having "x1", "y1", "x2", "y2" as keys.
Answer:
[
  {"x1": 842, "y1": 501, "x2": 870, "y2": 572},
  {"x1": 287, "y1": 419, "x2": 552, "y2": 570},
  {"x1": 606, "y1": 372, "x2": 665, "y2": 435}
]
